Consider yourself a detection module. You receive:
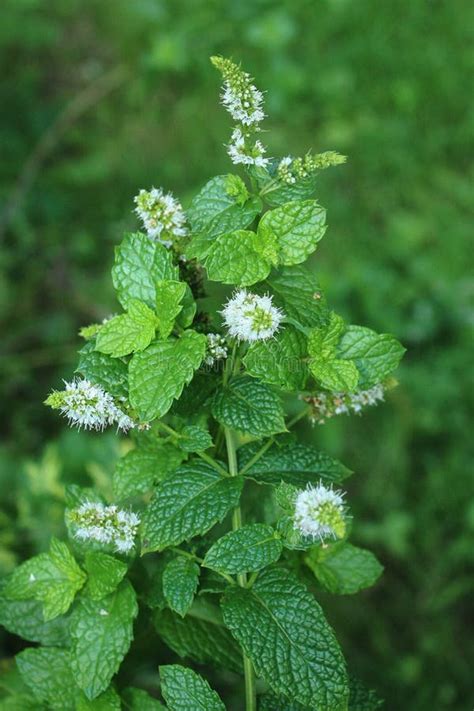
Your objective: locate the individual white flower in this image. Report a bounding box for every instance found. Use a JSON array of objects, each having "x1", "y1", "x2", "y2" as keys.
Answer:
[
  {"x1": 221, "y1": 290, "x2": 284, "y2": 342},
  {"x1": 294, "y1": 482, "x2": 347, "y2": 542},
  {"x1": 227, "y1": 128, "x2": 269, "y2": 167},
  {"x1": 134, "y1": 187, "x2": 187, "y2": 245},
  {"x1": 69, "y1": 502, "x2": 140, "y2": 554},
  {"x1": 211, "y1": 55, "x2": 265, "y2": 127},
  {"x1": 45, "y1": 379, "x2": 136, "y2": 433},
  {"x1": 204, "y1": 333, "x2": 228, "y2": 366}
]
